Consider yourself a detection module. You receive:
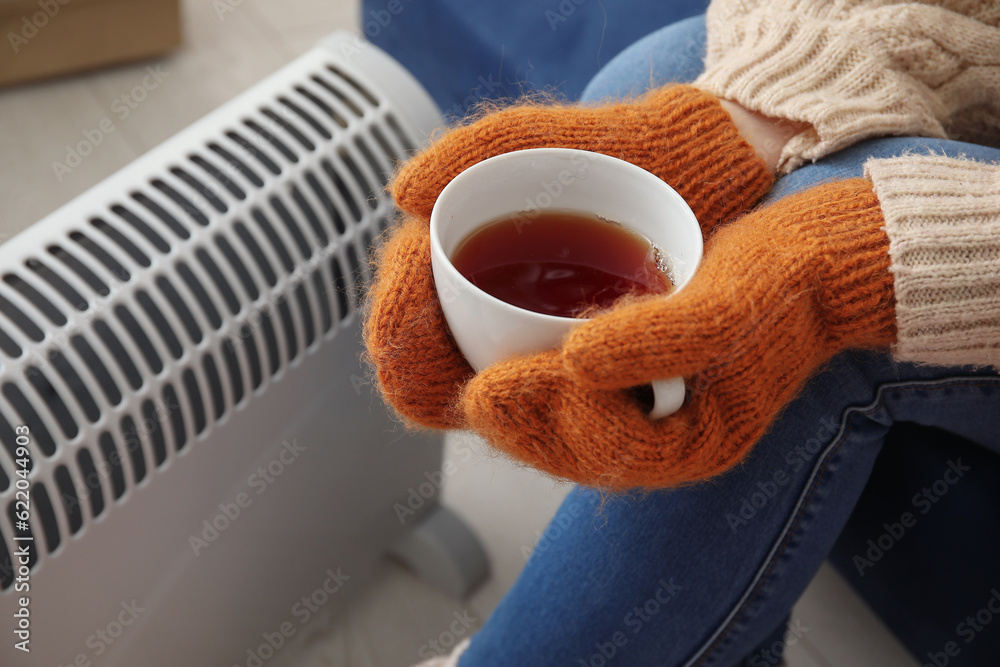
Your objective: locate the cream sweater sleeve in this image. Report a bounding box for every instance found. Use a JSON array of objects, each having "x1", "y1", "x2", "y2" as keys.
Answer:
[
  {"x1": 695, "y1": 0, "x2": 1000, "y2": 173},
  {"x1": 865, "y1": 155, "x2": 1000, "y2": 368}
]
